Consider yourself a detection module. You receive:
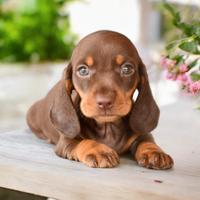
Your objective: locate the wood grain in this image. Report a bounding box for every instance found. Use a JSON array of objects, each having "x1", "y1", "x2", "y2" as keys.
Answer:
[{"x1": 0, "y1": 129, "x2": 199, "y2": 200}]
